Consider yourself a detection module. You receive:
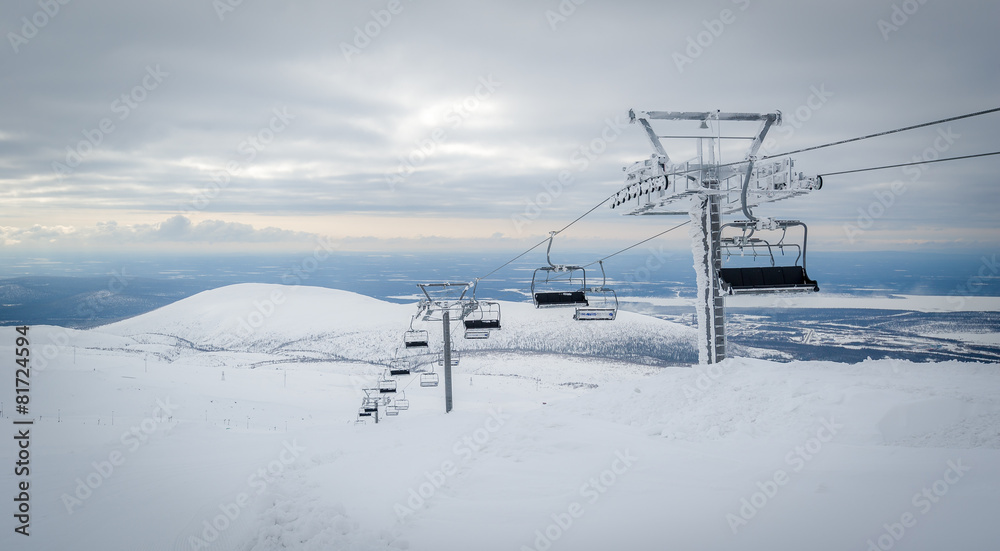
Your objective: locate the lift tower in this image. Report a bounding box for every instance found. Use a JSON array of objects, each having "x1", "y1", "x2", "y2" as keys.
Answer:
[
  {"x1": 612, "y1": 110, "x2": 822, "y2": 364},
  {"x1": 416, "y1": 282, "x2": 477, "y2": 412}
]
